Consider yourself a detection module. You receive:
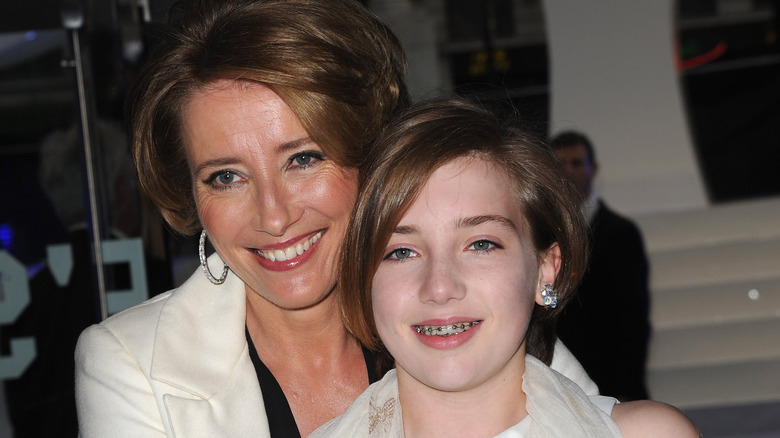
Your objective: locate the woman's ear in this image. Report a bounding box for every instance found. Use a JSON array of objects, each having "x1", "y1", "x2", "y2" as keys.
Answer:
[{"x1": 534, "y1": 243, "x2": 562, "y2": 306}]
